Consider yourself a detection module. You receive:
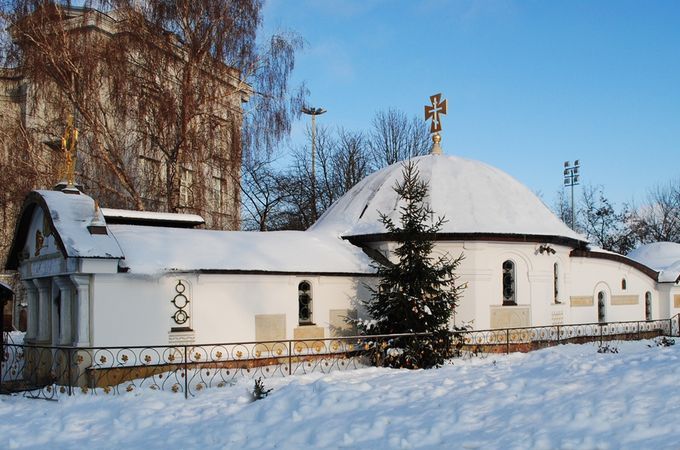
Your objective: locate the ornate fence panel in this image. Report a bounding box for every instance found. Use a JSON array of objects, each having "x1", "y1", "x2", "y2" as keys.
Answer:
[
  {"x1": 0, "y1": 334, "x2": 398, "y2": 399},
  {"x1": 1, "y1": 318, "x2": 676, "y2": 400}
]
